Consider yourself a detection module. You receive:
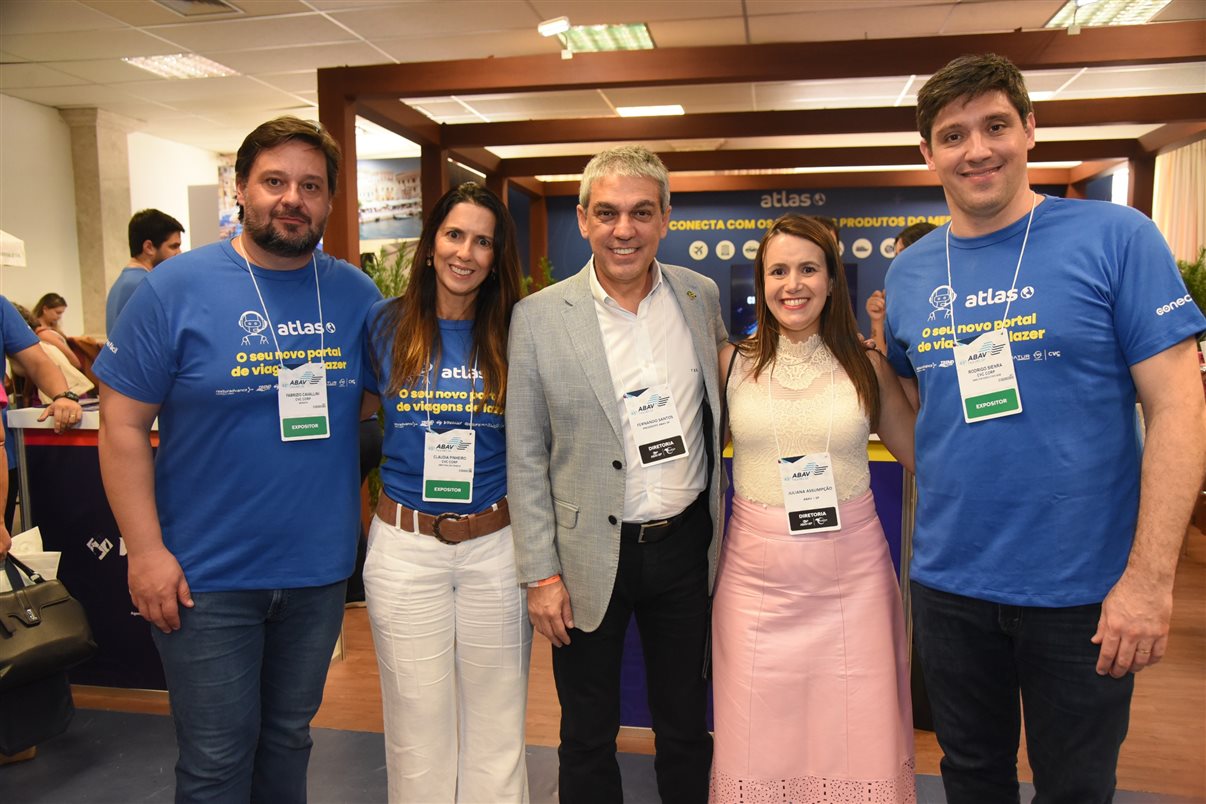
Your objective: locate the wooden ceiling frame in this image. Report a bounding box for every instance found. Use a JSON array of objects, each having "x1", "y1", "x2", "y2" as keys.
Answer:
[{"x1": 317, "y1": 20, "x2": 1206, "y2": 266}]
